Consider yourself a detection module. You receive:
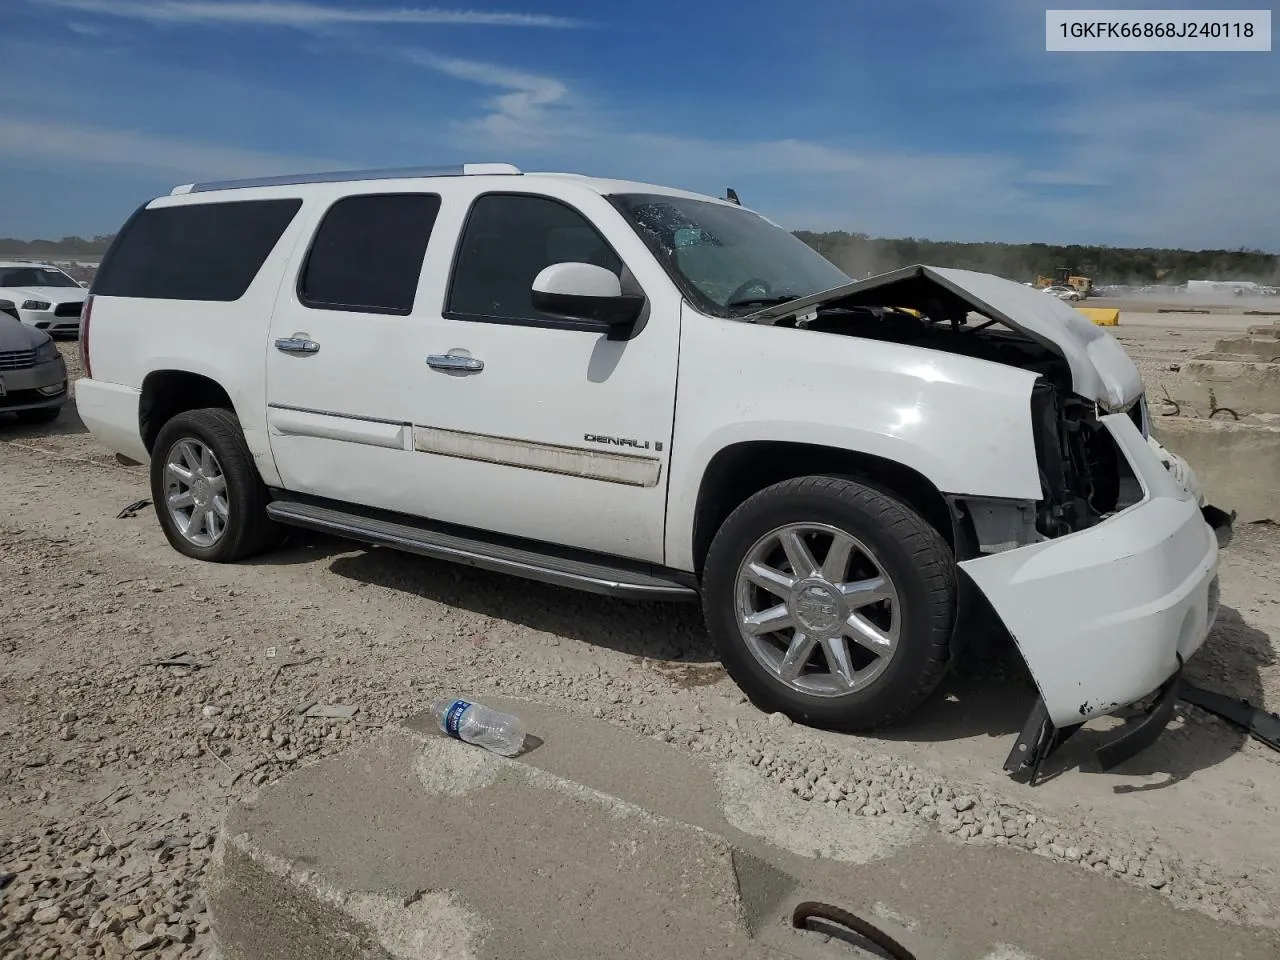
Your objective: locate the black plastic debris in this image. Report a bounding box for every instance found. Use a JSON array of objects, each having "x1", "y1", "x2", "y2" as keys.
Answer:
[
  {"x1": 116, "y1": 498, "x2": 152, "y2": 519},
  {"x1": 145, "y1": 651, "x2": 209, "y2": 670},
  {"x1": 1180, "y1": 682, "x2": 1280, "y2": 752}
]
